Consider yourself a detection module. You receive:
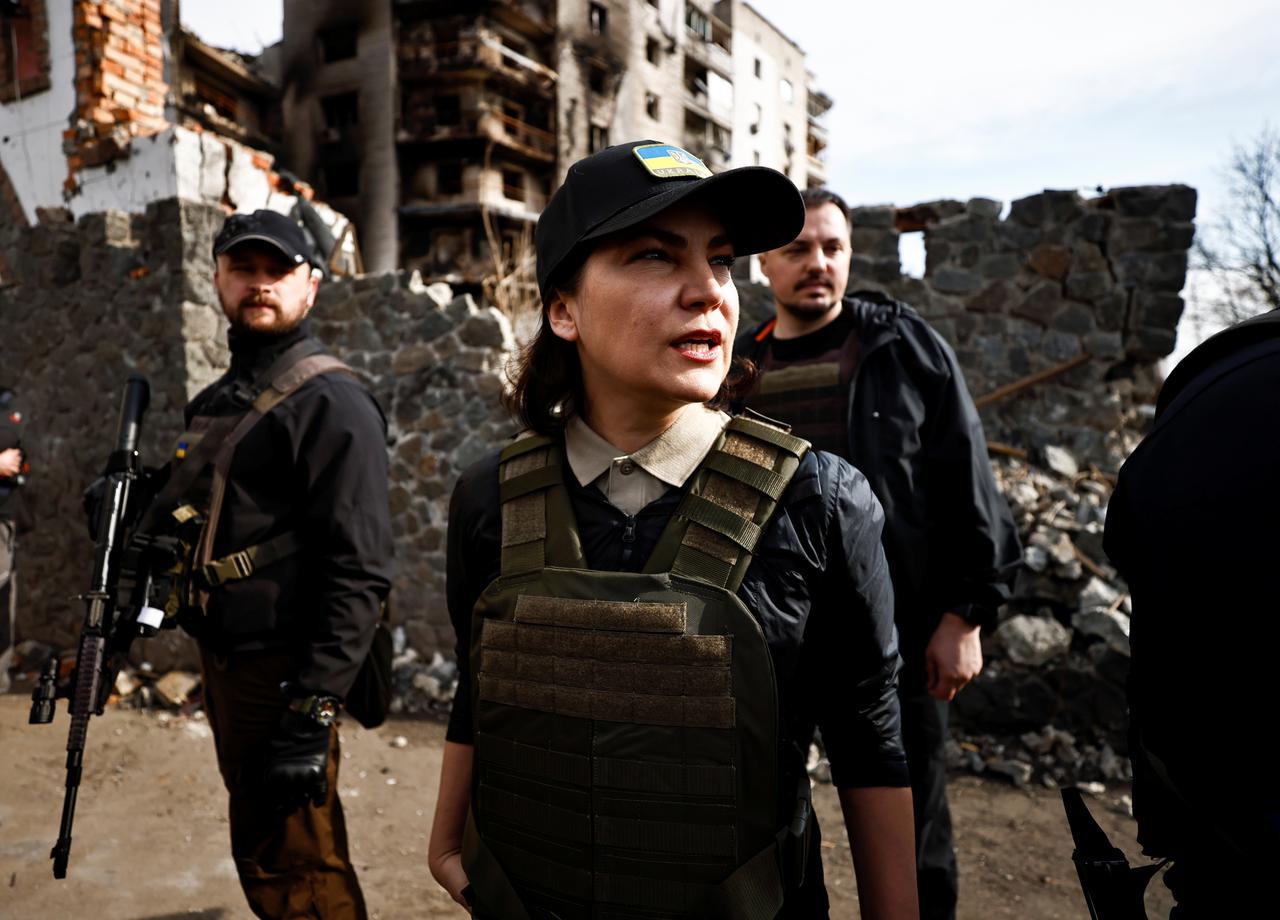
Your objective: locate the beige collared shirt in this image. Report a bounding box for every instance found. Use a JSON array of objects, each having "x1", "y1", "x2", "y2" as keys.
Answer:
[{"x1": 564, "y1": 405, "x2": 730, "y2": 515}]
